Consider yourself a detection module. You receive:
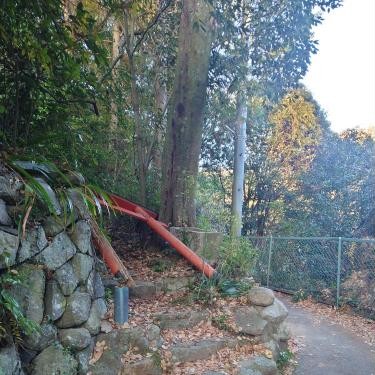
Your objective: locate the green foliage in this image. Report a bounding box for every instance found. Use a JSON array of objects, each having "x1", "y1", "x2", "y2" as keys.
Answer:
[
  {"x1": 7, "y1": 160, "x2": 113, "y2": 232},
  {"x1": 104, "y1": 288, "x2": 113, "y2": 304},
  {"x1": 277, "y1": 349, "x2": 294, "y2": 369},
  {"x1": 218, "y1": 236, "x2": 258, "y2": 279},
  {"x1": 292, "y1": 289, "x2": 309, "y2": 303},
  {"x1": 149, "y1": 259, "x2": 172, "y2": 273},
  {"x1": 0, "y1": 261, "x2": 40, "y2": 345},
  {"x1": 211, "y1": 314, "x2": 230, "y2": 331}
]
